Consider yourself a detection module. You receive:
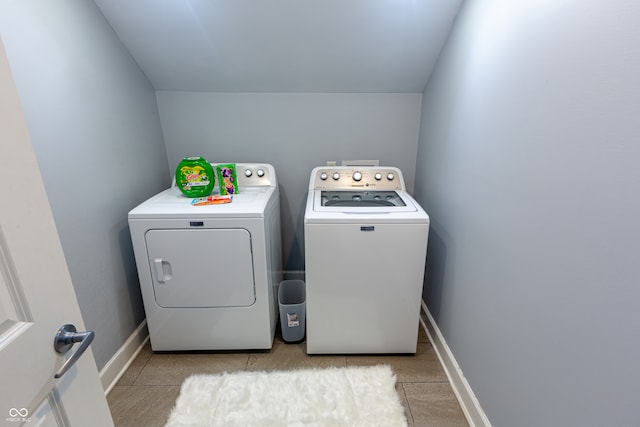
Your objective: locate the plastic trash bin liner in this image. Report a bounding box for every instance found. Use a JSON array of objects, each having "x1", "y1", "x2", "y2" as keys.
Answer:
[{"x1": 278, "y1": 280, "x2": 306, "y2": 342}]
